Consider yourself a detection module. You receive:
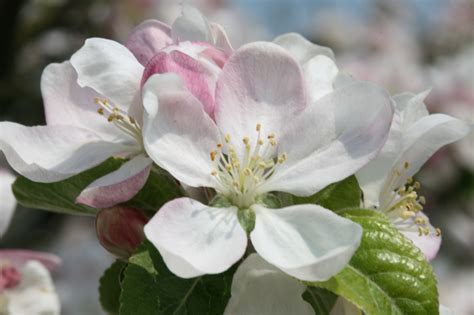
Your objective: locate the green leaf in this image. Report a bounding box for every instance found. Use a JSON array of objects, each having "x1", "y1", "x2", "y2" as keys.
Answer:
[
  {"x1": 294, "y1": 175, "x2": 361, "y2": 211},
  {"x1": 12, "y1": 159, "x2": 182, "y2": 216},
  {"x1": 308, "y1": 209, "x2": 439, "y2": 315},
  {"x1": 125, "y1": 169, "x2": 183, "y2": 216},
  {"x1": 303, "y1": 287, "x2": 338, "y2": 315},
  {"x1": 120, "y1": 241, "x2": 236, "y2": 315},
  {"x1": 120, "y1": 244, "x2": 160, "y2": 315},
  {"x1": 99, "y1": 260, "x2": 127, "y2": 315},
  {"x1": 12, "y1": 158, "x2": 123, "y2": 216}
]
